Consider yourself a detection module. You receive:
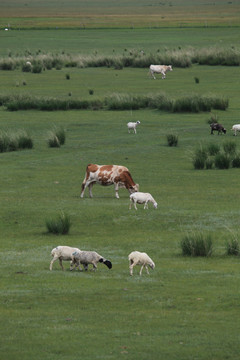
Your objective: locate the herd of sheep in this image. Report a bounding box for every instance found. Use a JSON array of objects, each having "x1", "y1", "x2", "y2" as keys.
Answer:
[{"x1": 50, "y1": 246, "x2": 155, "y2": 276}]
